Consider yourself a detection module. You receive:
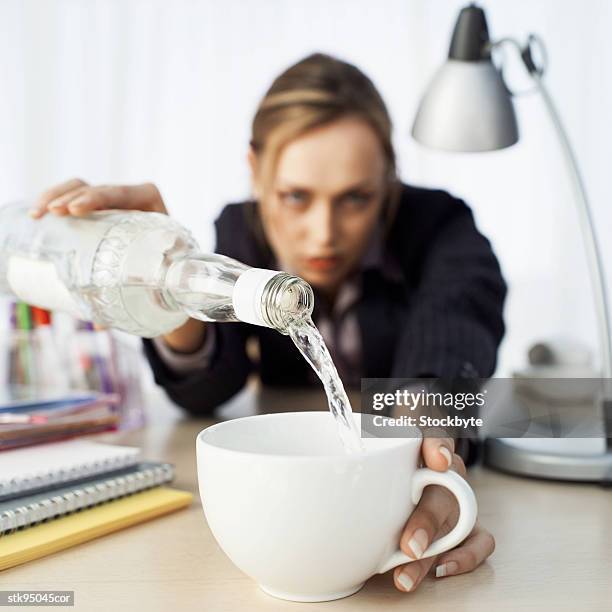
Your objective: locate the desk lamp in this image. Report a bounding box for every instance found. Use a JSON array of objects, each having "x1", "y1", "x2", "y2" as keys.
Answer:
[{"x1": 411, "y1": 4, "x2": 612, "y2": 482}]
